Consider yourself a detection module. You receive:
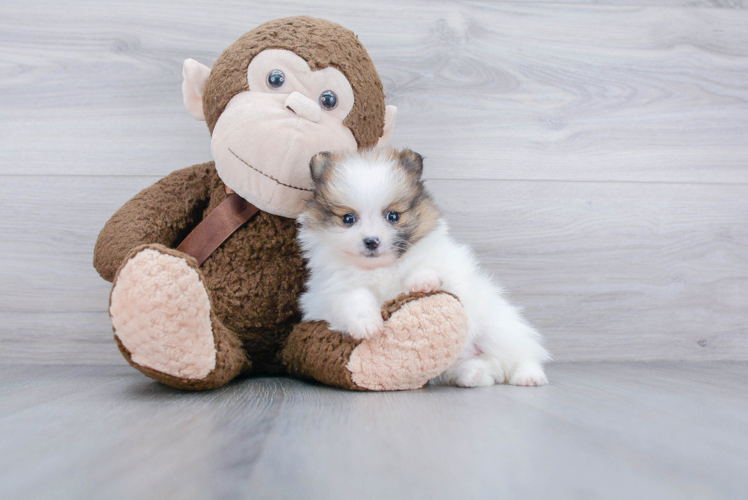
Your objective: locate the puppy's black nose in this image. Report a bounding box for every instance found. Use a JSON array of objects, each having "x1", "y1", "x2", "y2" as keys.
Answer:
[{"x1": 363, "y1": 237, "x2": 380, "y2": 250}]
